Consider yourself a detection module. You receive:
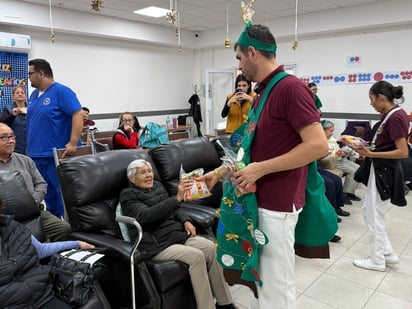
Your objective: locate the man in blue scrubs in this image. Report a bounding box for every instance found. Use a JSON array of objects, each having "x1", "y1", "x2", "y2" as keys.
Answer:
[{"x1": 27, "y1": 59, "x2": 83, "y2": 218}]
